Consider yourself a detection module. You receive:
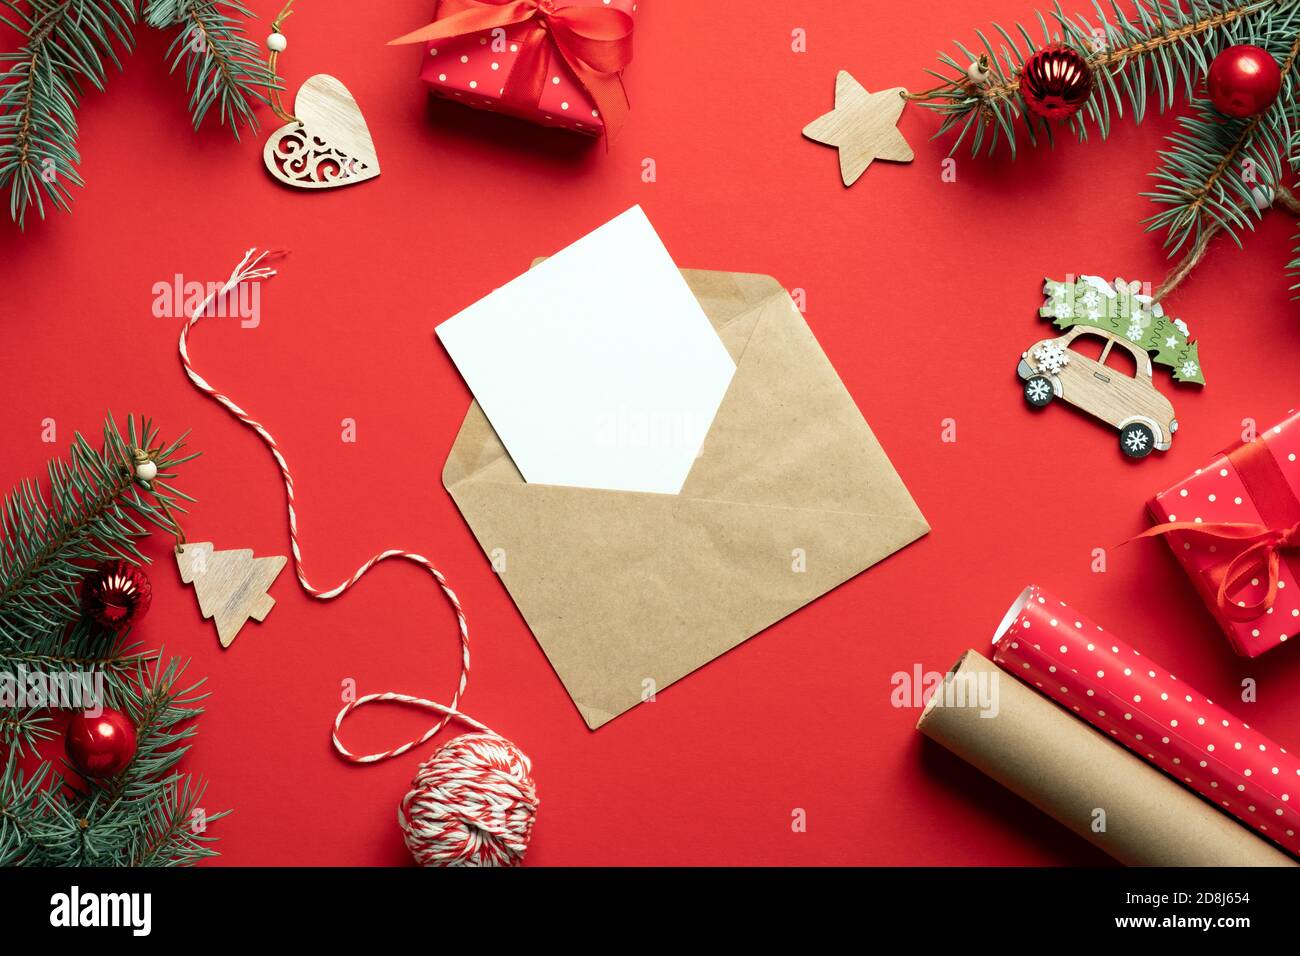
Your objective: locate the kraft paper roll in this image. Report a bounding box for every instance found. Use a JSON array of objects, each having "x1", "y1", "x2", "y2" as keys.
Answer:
[
  {"x1": 916, "y1": 649, "x2": 1294, "y2": 866},
  {"x1": 992, "y1": 584, "x2": 1300, "y2": 857}
]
